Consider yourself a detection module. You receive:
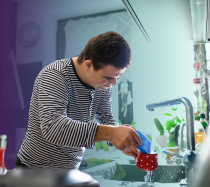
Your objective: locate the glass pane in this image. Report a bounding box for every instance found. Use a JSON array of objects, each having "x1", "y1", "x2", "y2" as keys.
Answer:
[{"x1": 190, "y1": 0, "x2": 207, "y2": 43}]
